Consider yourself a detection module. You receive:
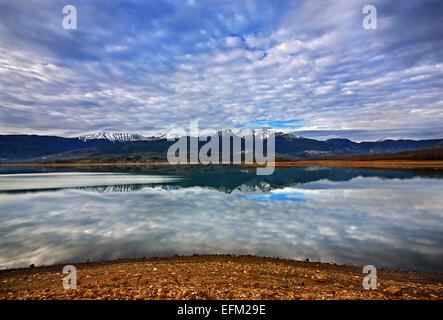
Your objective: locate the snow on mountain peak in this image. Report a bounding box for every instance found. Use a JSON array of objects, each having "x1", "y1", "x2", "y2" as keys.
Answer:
[
  {"x1": 78, "y1": 128, "x2": 286, "y2": 143},
  {"x1": 78, "y1": 132, "x2": 149, "y2": 142}
]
